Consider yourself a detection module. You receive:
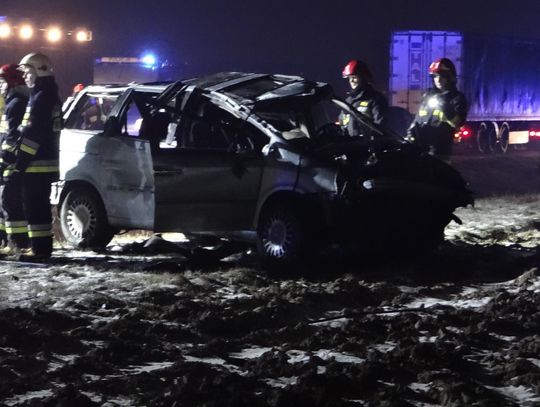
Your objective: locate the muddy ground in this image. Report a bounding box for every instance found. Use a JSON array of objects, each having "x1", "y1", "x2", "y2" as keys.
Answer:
[{"x1": 0, "y1": 152, "x2": 539, "y2": 407}]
